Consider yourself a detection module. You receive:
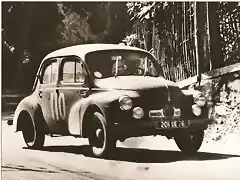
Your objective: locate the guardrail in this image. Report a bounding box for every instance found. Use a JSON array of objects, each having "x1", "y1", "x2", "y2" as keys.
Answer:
[{"x1": 177, "y1": 62, "x2": 240, "y2": 89}]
